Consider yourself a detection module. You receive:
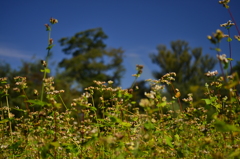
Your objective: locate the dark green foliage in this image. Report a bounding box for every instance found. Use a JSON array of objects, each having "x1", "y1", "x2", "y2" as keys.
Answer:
[
  {"x1": 0, "y1": 61, "x2": 11, "y2": 77},
  {"x1": 58, "y1": 28, "x2": 125, "y2": 89}
]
